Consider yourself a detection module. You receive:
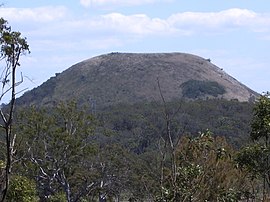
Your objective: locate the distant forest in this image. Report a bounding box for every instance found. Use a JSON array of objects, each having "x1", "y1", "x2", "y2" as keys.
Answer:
[{"x1": 3, "y1": 97, "x2": 268, "y2": 201}]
